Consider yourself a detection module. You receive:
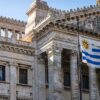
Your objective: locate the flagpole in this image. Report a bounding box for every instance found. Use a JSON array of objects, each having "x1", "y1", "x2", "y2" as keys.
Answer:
[{"x1": 76, "y1": 16, "x2": 82, "y2": 100}]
